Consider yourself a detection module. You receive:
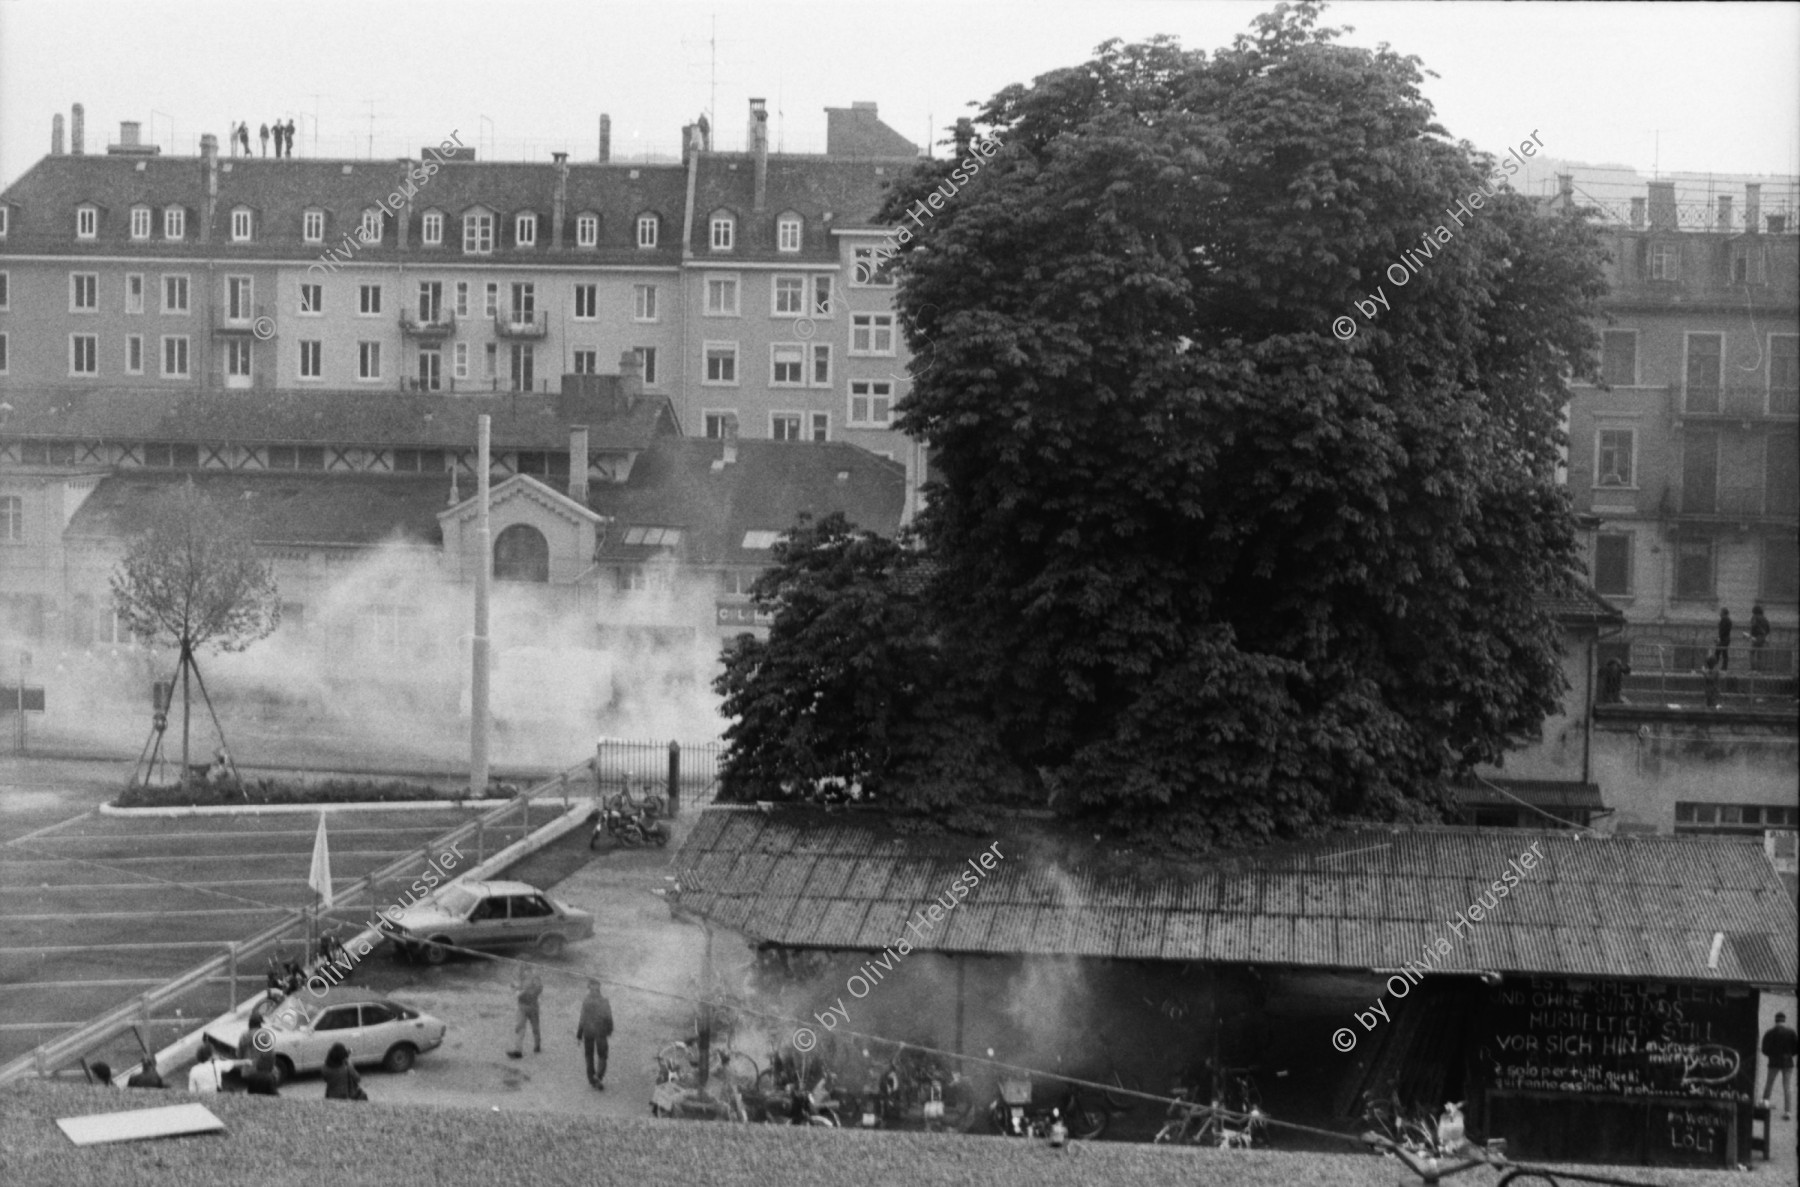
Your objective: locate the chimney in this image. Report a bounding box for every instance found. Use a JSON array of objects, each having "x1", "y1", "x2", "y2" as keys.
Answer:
[
  {"x1": 71, "y1": 103, "x2": 85, "y2": 154},
  {"x1": 1646, "y1": 181, "x2": 1677, "y2": 230},
  {"x1": 120, "y1": 120, "x2": 140, "y2": 147},
  {"x1": 749, "y1": 98, "x2": 768, "y2": 212},
  {"x1": 107, "y1": 120, "x2": 160, "y2": 156},
  {"x1": 552, "y1": 152, "x2": 569, "y2": 249},
  {"x1": 1630, "y1": 196, "x2": 1645, "y2": 229},
  {"x1": 200, "y1": 135, "x2": 218, "y2": 244},
  {"x1": 1717, "y1": 195, "x2": 1732, "y2": 233},
  {"x1": 52, "y1": 113, "x2": 65, "y2": 155},
  {"x1": 617, "y1": 350, "x2": 643, "y2": 409},
  {"x1": 395, "y1": 159, "x2": 412, "y2": 248},
  {"x1": 1745, "y1": 184, "x2": 1762, "y2": 234},
  {"x1": 568, "y1": 425, "x2": 590, "y2": 505},
  {"x1": 598, "y1": 114, "x2": 611, "y2": 163},
  {"x1": 1556, "y1": 173, "x2": 1572, "y2": 200}
]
